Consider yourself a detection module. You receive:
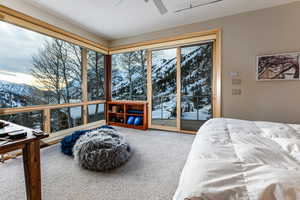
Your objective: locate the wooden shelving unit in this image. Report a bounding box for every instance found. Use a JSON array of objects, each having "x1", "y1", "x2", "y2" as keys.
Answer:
[{"x1": 106, "y1": 101, "x2": 148, "y2": 130}]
